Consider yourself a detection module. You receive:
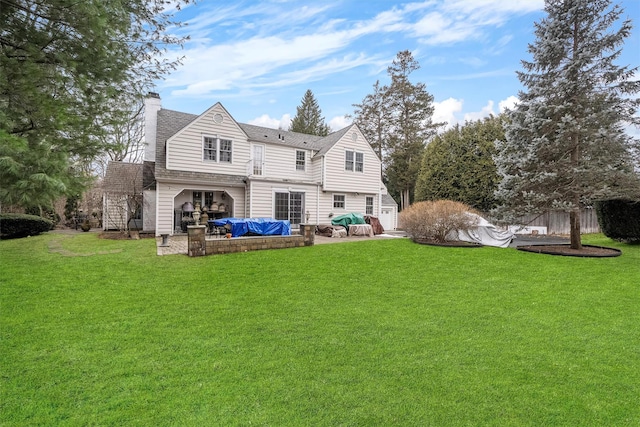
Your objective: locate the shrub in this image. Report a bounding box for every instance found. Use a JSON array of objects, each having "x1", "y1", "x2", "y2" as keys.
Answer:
[
  {"x1": 400, "y1": 200, "x2": 479, "y2": 242},
  {"x1": 0, "y1": 213, "x2": 54, "y2": 239},
  {"x1": 594, "y1": 199, "x2": 640, "y2": 243}
]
